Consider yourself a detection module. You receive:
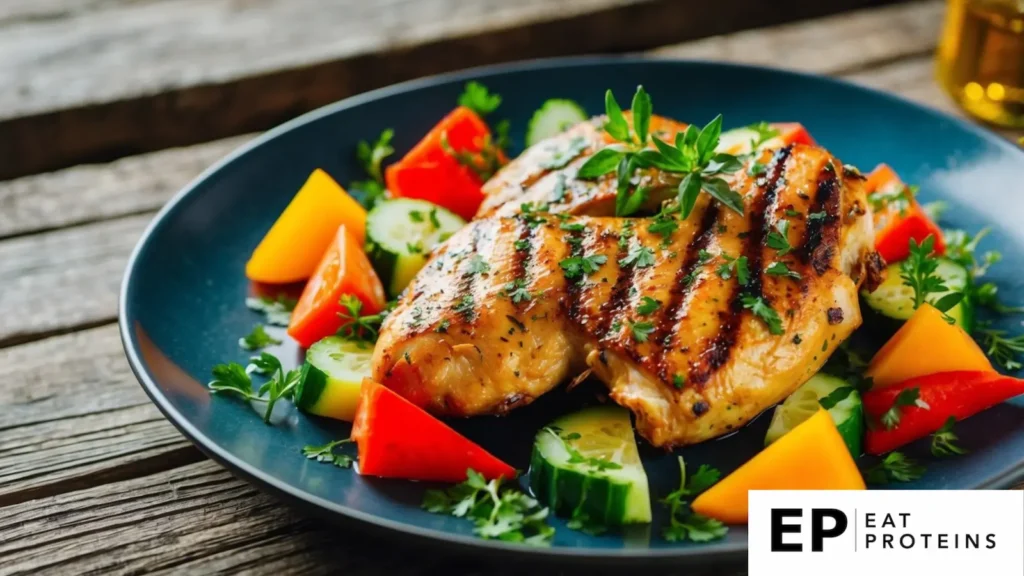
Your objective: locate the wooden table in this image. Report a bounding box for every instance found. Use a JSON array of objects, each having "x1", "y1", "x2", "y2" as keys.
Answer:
[{"x1": 1, "y1": 1, "x2": 1021, "y2": 573}]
